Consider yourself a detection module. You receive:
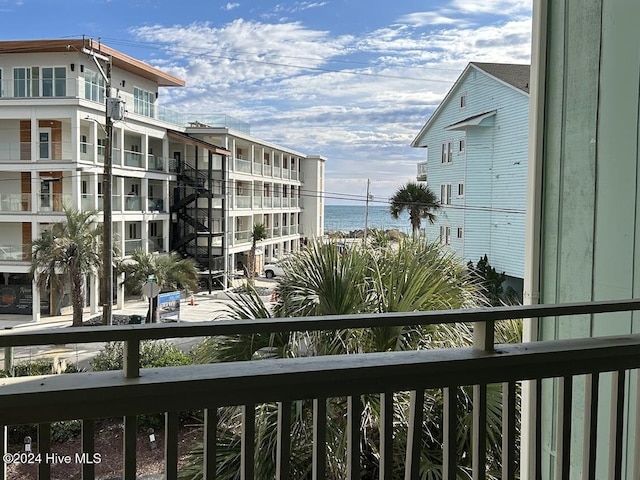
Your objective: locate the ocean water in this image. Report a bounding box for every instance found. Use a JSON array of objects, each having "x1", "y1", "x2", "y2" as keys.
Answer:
[{"x1": 324, "y1": 204, "x2": 411, "y2": 233}]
